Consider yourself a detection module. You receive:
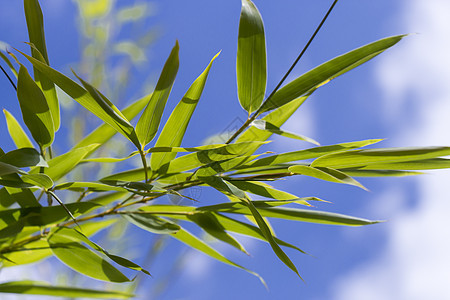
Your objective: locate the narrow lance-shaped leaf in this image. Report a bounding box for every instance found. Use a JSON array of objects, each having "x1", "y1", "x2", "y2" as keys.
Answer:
[
  {"x1": 0, "y1": 280, "x2": 133, "y2": 299},
  {"x1": 3, "y1": 109, "x2": 34, "y2": 148},
  {"x1": 260, "y1": 35, "x2": 406, "y2": 113},
  {"x1": 73, "y1": 71, "x2": 140, "y2": 148},
  {"x1": 289, "y1": 165, "x2": 367, "y2": 190},
  {"x1": 47, "y1": 229, "x2": 130, "y2": 283},
  {"x1": 236, "y1": 95, "x2": 310, "y2": 156},
  {"x1": 136, "y1": 41, "x2": 179, "y2": 148},
  {"x1": 18, "y1": 51, "x2": 138, "y2": 147},
  {"x1": 17, "y1": 65, "x2": 54, "y2": 149},
  {"x1": 199, "y1": 176, "x2": 301, "y2": 279},
  {"x1": 250, "y1": 119, "x2": 319, "y2": 145},
  {"x1": 24, "y1": 0, "x2": 60, "y2": 130},
  {"x1": 237, "y1": 0, "x2": 266, "y2": 114},
  {"x1": 0, "y1": 148, "x2": 47, "y2": 168},
  {"x1": 0, "y1": 47, "x2": 18, "y2": 78},
  {"x1": 151, "y1": 51, "x2": 220, "y2": 171},
  {"x1": 311, "y1": 146, "x2": 450, "y2": 169}
]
